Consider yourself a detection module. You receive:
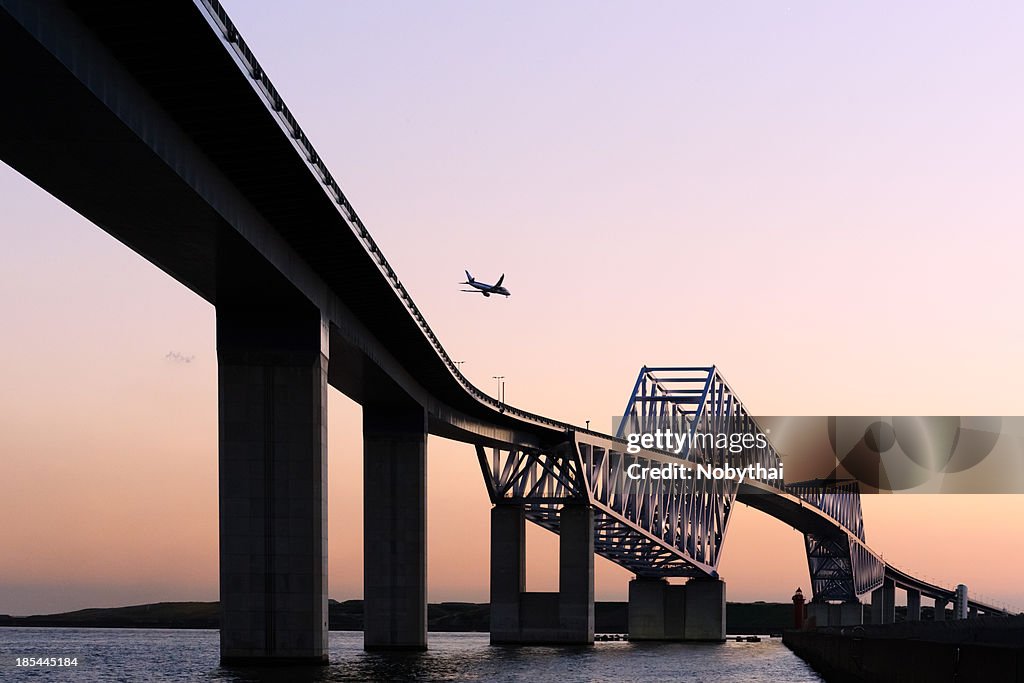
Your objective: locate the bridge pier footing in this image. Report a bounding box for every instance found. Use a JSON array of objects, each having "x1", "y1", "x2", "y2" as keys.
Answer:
[
  {"x1": 806, "y1": 601, "x2": 863, "y2": 628},
  {"x1": 629, "y1": 578, "x2": 674, "y2": 640},
  {"x1": 683, "y1": 579, "x2": 727, "y2": 641},
  {"x1": 627, "y1": 577, "x2": 725, "y2": 641},
  {"x1": 217, "y1": 307, "x2": 329, "y2": 665},
  {"x1": 490, "y1": 503, "x2": 594, "y2": 645},
  {"x1": 363, "y1": 405, "x2": 428, "y2": 650}
]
